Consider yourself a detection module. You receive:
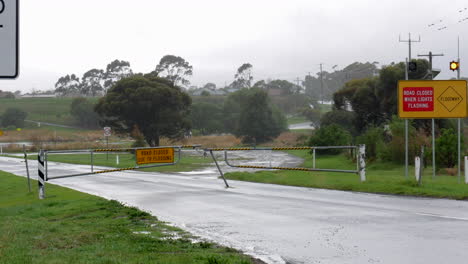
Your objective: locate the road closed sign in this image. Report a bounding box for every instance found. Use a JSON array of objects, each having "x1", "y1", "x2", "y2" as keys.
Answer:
[
  {"x1": 398, "y1": 80, "x2": 467, "y2": 118},
  {"x1": 0, "y1": 0, "x2": 19, "y2": 78},
  {"x1": 136, "y1": 147, "x2": 175, "y2": 165}
]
